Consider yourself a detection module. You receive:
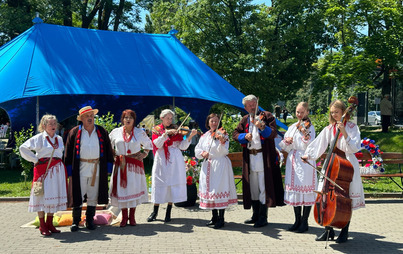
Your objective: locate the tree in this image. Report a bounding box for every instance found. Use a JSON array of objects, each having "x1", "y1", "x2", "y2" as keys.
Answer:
[{"x1": 144, "y1": 0, "x2": 326, "y2": 110}]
